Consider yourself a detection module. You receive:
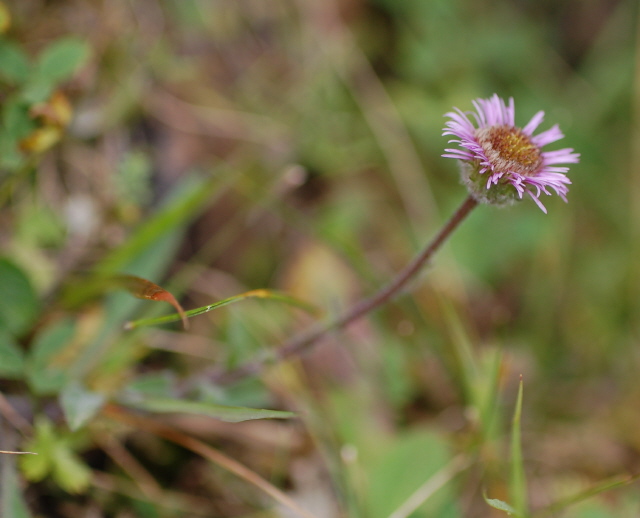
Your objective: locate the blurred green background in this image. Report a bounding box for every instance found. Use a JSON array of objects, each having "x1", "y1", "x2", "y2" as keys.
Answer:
[{"x1": 0, "y1": 0, "x2": 638, "y2": 517}]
